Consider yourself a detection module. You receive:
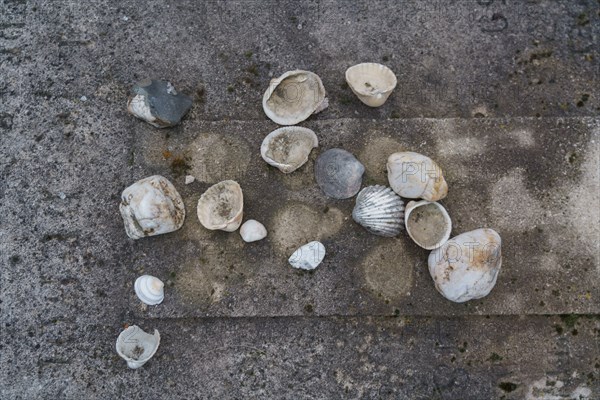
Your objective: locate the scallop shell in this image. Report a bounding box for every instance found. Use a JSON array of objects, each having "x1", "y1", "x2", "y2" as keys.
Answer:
[
  {"x1": 260, "y1": 127, "x2": 318, "y2": 173},
  {"x1": 404, "y1": 200, "x2": 452, "y2": 250},
  {"x1": 315, "y1": 148, "x2": 365, "y2": 199},
  {"x1": 387, "y1": 152, "x2": 448, "y2": 201},
  {"x1": 239, "y1": 219, "x2": 267, "y2": 242},
  {"x1": 345, "y1": 63, "x2": 397, "y2": 107},
  {"x1": 428, "y1": 228, "x2": 502, "y2": 303},
  {"x1": 119, "y1": 175, "x2": 186, "y2": 239},
  {"x1": 262, "y1": 70, "x2": 328, "y2": 125},
  {"x1": 134, "y1": 275, "x2": 165, "y2": 305},
  {"x1": 197, "y1": 180, "x2": 244, "y2": 232},
  {"x1": 116, "y1": 325, "x2": 160, "y2": 369},
  {"x1": 352, "y1": 185, "x2": 405, "y2": 237},
  {"x1": 127, "y1": 80, "x2": 192, "y2": 128},
  {"x1": 288, "y1": 241, "x2": 326, "y2": 270}
]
